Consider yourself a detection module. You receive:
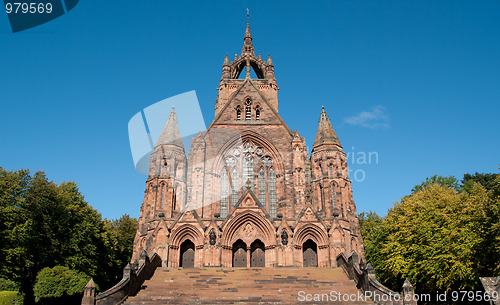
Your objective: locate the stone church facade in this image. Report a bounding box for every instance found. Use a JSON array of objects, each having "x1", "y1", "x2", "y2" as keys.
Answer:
[{"x1": 131, "y1": 18, "x2": 365, "y2": 269}]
